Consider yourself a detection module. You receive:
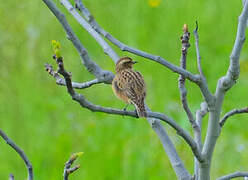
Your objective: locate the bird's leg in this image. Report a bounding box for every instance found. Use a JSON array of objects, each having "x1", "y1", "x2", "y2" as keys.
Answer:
[
  {"x1": 123, "y1": 104, "x2": 129, "y2": 111},
  {"x1": 134, "y1": 109, "x2": 139, "y2": 118}
]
